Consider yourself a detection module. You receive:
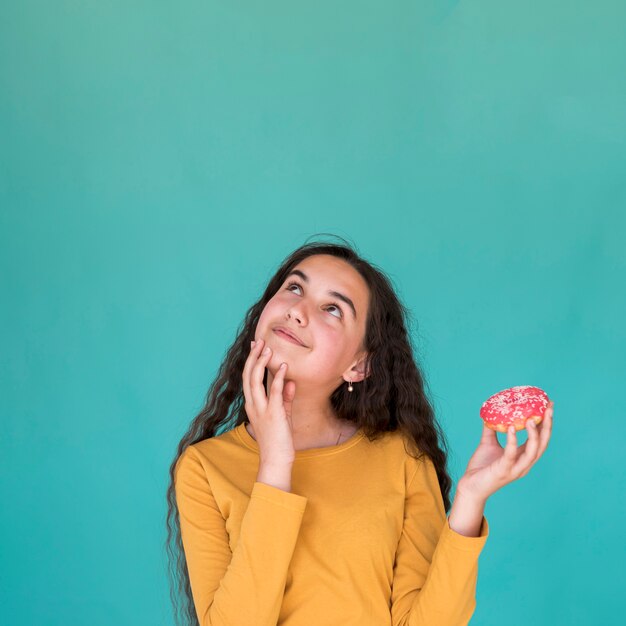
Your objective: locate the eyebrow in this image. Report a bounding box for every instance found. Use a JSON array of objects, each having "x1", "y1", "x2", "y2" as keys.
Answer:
[{"x1": 286, "y1": 269, "x2": 357, "y2": 320}]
